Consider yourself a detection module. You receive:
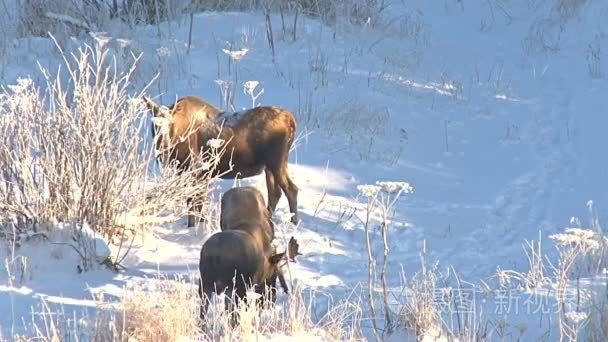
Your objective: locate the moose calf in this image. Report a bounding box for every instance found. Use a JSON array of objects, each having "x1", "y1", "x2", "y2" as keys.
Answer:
[{"x1": 198, "y1": 186, "x2": 288, "y2": 324}]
